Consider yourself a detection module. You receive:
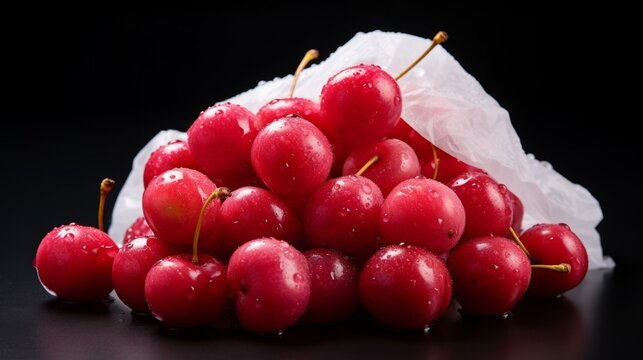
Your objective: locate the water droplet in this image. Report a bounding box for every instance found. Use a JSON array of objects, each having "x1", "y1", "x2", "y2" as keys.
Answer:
[
  {"x1": 215, "y1": 109, "x2": 223, "y2": 115},
  {"x1": 382, "y1": 213, "x2": 391, "y2": 223},
  {"x1": 339, "y1": 207, "x2": 351, "y2": 217},
  {"x1": 394, "y1": 96, "x2": 401, "y2": 106},
  {"x1": 423, "y1": 326, "x2": 431, "y2": 335},
  {"x1": 330, "y1": 272, "x2": 336, "y2": 281},
  {"x1": 437, "y1": 218, "x2": 443, "y2": 225},
  {"x1": 187, "y1": 286, "x2": 196, "y2": 299},
  {"x1": 293, "y1": 273, "x2": 304, "y2": 283},
  {"x1": 502, "y1": 311, "x2": 512, "y2": 319},
  {"x1": 493, "y1": 264, "x2": 499, "y2": 270},
  {"x1": 361, "y1": 182, "x2": 372, "y2": 194},
  {"x1": 277, "y1": 330, "x2": 284, "y2": 337}
]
